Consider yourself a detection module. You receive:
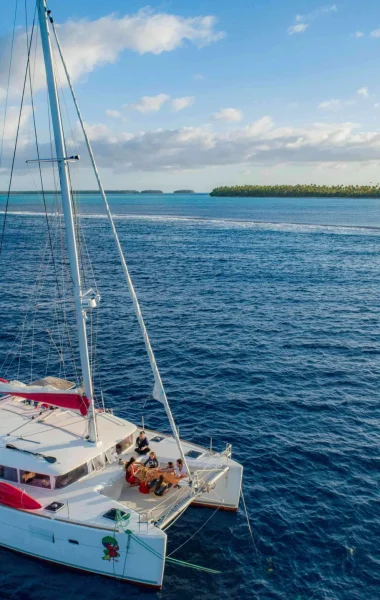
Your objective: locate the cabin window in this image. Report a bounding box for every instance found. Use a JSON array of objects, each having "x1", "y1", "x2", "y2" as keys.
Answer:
[
  {"x1": 104, "y1": 446, "x2": 118, "y2": 464},
  {"x1": 55, "y1": 463, "x2": 89, "y2": 489},
  {"x1": 0, "y1": 465, "x2": 18, "y2": 483},
  {"x1": 20, "y1": 470, "x2": 51, "y2": 489},
  {"x1": 116, "y1": 435, "x2": 134, "y2": 455},
  {"x1": 92, "y1": 454, "x2": 105, "y2": 472}
]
